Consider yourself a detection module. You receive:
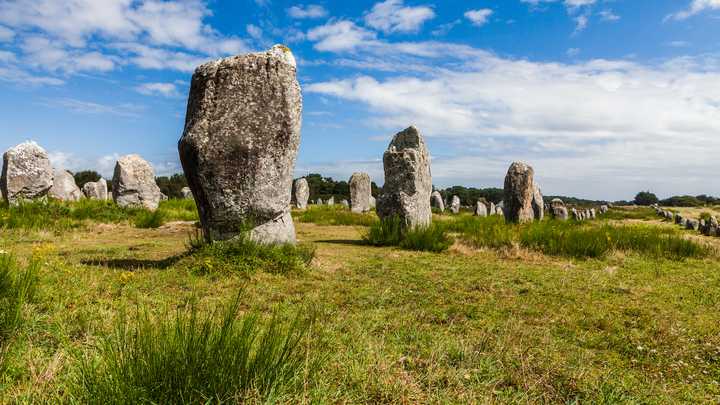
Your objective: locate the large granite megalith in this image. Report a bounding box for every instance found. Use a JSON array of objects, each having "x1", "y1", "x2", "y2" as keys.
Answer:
[
  {"x1": 377, "y1": 126, "x2": 432, "y2": 229},
  {"x1": 503, "y1": 162, "x2": 535, "y2": 224},
  {"x1": 112, "y1": 155, "x2": 162, "y2": 211},
  {"x1": 49, "y1": 168, "x2": 82, "y2": 202},
  {"x1": 293, "y1": 178, "x2": 309, "y2": 210},
  {"x1": 178, "y1": 45, "x2": 302, "y2": 244},
  {"x1": 349, "y1": 172, "x2": 371, "y2": 213},
  {"x1": 1, "y1": 141, "x2": 53, "y2": 205}
]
